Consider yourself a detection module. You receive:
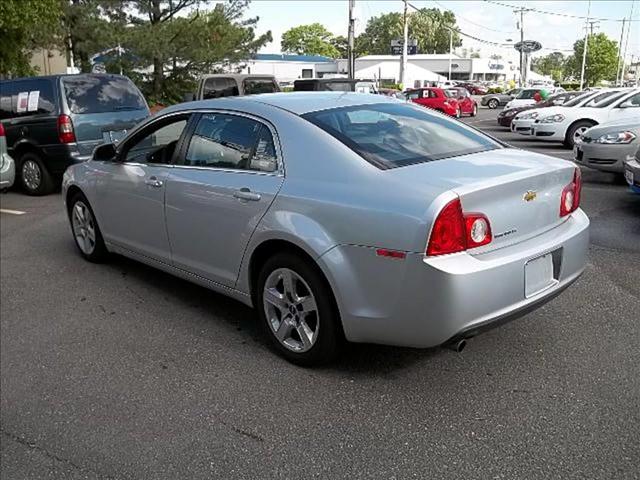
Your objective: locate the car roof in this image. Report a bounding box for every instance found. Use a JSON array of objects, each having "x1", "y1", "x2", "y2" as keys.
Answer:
[{"x1": 165, "y1": 92, "x2": 398, "y2": 116}]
